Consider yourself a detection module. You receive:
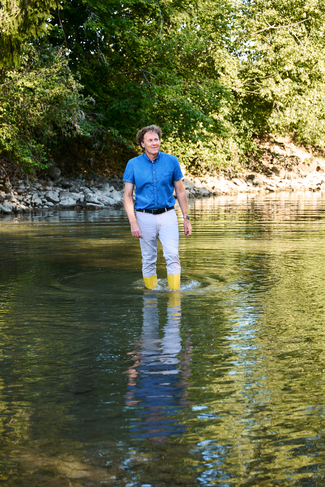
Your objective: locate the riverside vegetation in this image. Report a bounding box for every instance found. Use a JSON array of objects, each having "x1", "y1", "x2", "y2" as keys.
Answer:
[
  {"x1": 2, "y1": 0, "x2": 325, "y2": 213},
  {"x1": 2, "y1": 134, "x2": 325, "y2": 214}
]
